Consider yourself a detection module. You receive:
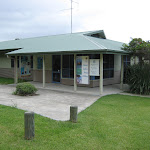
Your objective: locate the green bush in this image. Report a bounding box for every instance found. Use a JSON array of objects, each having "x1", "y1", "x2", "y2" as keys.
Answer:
[
  {"x1": 125, "y1": 64, "x2": 150, "y2": 95},
  {"x1": 13, "y1": 82, "x2": 37, "y2": 96}
]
